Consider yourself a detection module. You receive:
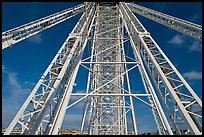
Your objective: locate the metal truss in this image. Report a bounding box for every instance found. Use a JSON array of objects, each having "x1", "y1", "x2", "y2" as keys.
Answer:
[
  {"x1": 82, "y1": 4, "x2": 130, "y2": 135},
  {"x1": 3, "y1": 2, "x2": 202, "y2": 135},
  {"x1": 119, "y1": 2, "x2": 202, "y2": 135},
  {"x1": 120, "y1": 3, "x2": 173, "y2": 135},
  {"x1": 76, "y1": 2, "x2": 173, "y2": 135},
  {"x1": 2, "y1": 3, "x2": 87, "y2": 49},
  {"x1": 4, "y1": 3, "x2": 96, "y2": 135},
  {"x1": 127, "y1": 3, "x2": 202, "y2": 41},
  {"x1": 63, "y1": 3, "x2": 170, "y2": 135}
]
